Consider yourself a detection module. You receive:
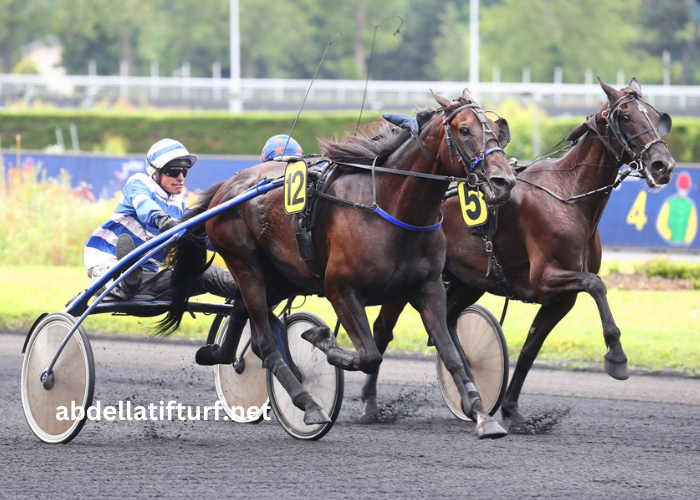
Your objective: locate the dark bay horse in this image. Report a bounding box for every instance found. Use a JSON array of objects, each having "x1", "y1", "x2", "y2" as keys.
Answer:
[
  {"x1": 366, "y1": 78, "x2": 675, "y2": 430},
  {"x1": 158, "y1": 89, "x2": 517, "y2": 438}
]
